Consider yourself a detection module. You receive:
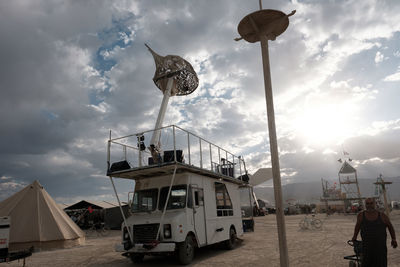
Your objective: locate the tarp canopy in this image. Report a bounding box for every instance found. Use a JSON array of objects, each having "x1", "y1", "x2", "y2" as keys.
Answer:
[
  {"x1": 250, "y1": 168, "x2": 273, "y2": 186},
  {"x1": 57, "y1": 203, "x2": 69, "y2": 210},
  {"x1": 0, "y1": 180, "x2": 84, "y2": 251},
  {"x1": 64, "y1": 200, "x2": 117, "y2": 210},
  {"x1": 104, "y1": 205, "x2": 130, "y2": 230}
]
